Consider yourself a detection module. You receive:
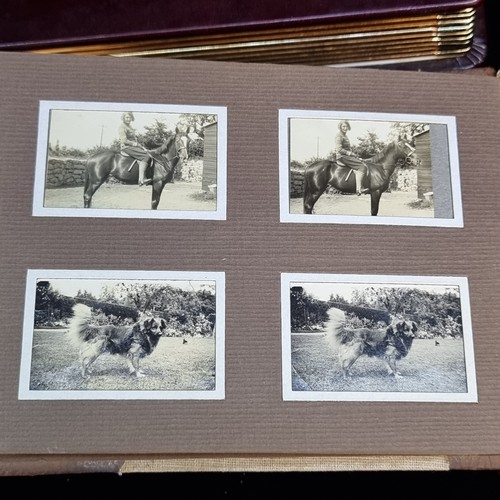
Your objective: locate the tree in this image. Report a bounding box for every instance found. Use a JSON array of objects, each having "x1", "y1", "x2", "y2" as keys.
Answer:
[
  {"x1": 99, "y1": 282, "x2": 167, "y2": 312},
  {"x1": 75, "y1": 289, "x2": 97, "y2": 301},
  {"x1": 95, "y1": 281, "x2": 216, "y2": 336},
  {"x1": 86, "y1": 139, "x2": 121, "y2": 157},
  {"x1": 328, "y1": 293, "x2": 348, "y2": 305},
  {"x1": 352, "y1": 130, "x2": 386, "y2": 158},
  {"x1": 138, "y1": 119, "x2": 174, "y2": 149},
  {"x1": 290, "y1": 287, "x2": 329, "y2": 331},
  {"x1": 388, "y1": 122, "x2": 427, "y2": 144},
  {"x1": 290, "y1": 160, "x2": 304, "y2": 170},
  {"x1": 178, "y1": 113, "x2": 217, "y2": 136},
  {"x1": 35, "y1": 281, "x2": 74, "y2": 324},
  {"x1": 35, "y1": 281, "x2": 56, "y2": 312},
  {"x1": 349, "y1": 285, "x2": 463, "y2": 337}
]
